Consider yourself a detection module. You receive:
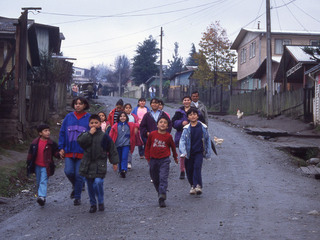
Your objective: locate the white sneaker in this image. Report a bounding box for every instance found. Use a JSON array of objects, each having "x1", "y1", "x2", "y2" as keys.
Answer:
[
  {"x1": 189, "y1": 186, "x2": 196, "y2": 195},
  {"x1": 127, "y1": 163, "x2": 132, "y2": 169},
  {"x1": 195, "y1": 185, "x2": 202, "y2": 195}
]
